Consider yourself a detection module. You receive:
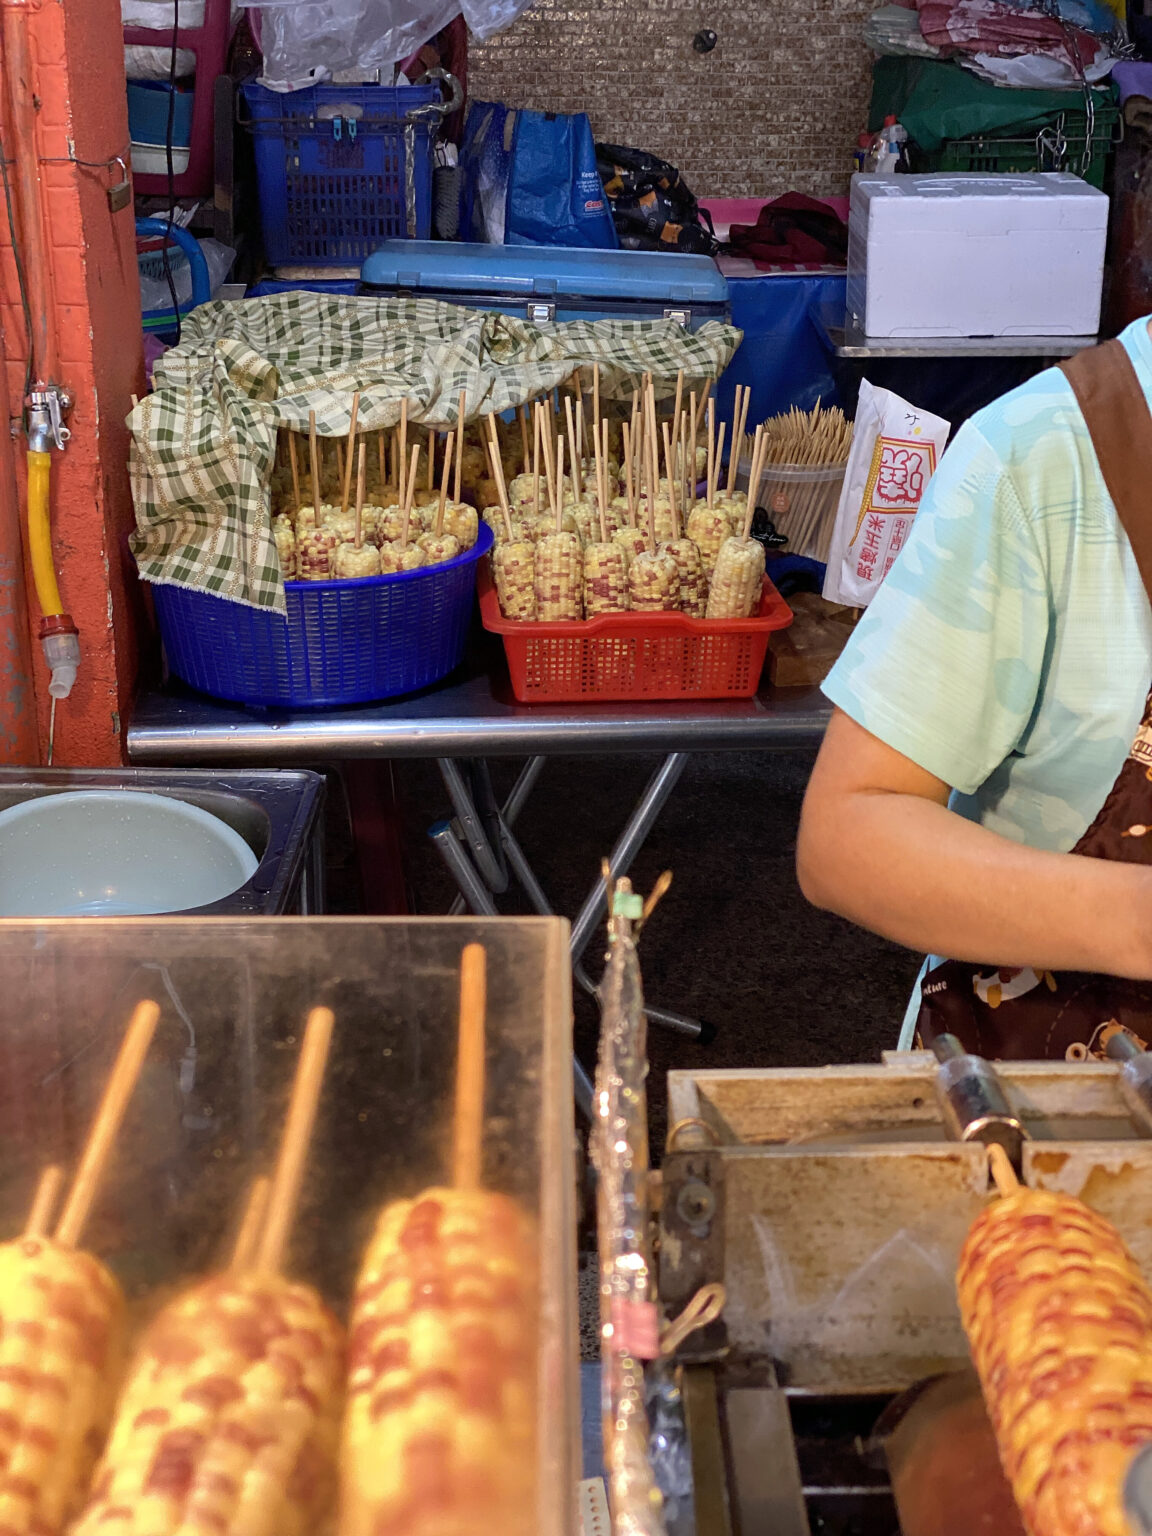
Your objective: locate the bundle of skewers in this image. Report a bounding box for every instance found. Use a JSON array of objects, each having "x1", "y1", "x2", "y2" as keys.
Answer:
[
  {"x1": 270, "y1": 393, "x2": 480, "y2": 582},
  {"x1": 486, "y1": 369, "x2": 770, "y2": 623},
  {"x1": 732, "y1": 399, "x2": 853, "y2": 565}
]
